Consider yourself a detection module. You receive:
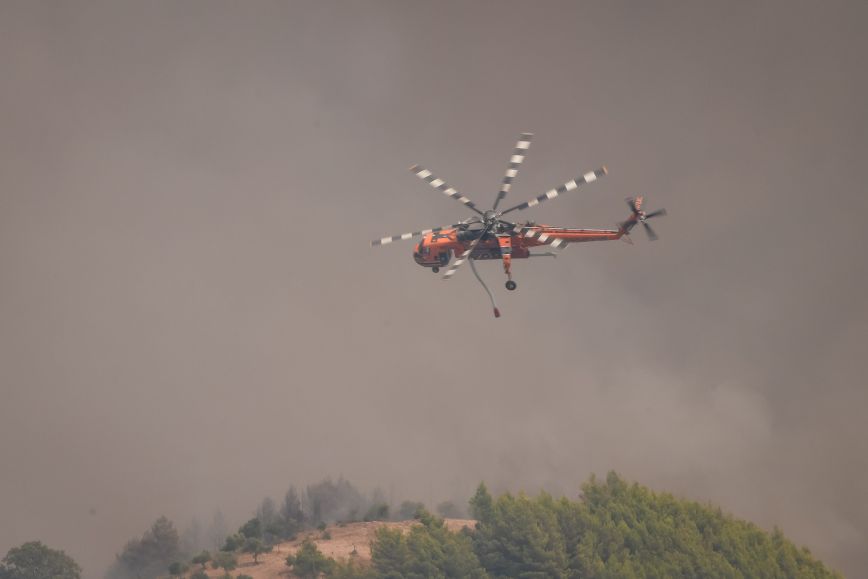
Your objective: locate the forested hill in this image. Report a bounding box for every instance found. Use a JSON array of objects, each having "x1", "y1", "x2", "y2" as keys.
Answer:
[
  {"x1": 461, "y1": 472, "x2": 840, "y2": 578},
  {"x1": 205, "y1": 472, "x2": 843, "y2": 578},
  {"x1": 2, "y1": 473, "x2": 841, "y2": 579}
]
